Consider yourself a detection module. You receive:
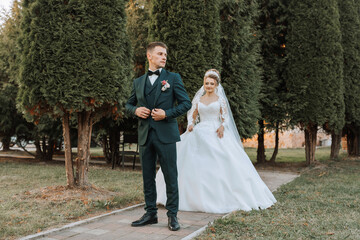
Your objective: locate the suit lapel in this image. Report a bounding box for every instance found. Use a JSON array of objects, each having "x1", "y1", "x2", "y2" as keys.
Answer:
[
  {"x1": 154, "y1": 69, "x2": 167, "y2": 106},
  {"x1": 137, "y1": 74, "x2": 147, "y2": 104}
]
